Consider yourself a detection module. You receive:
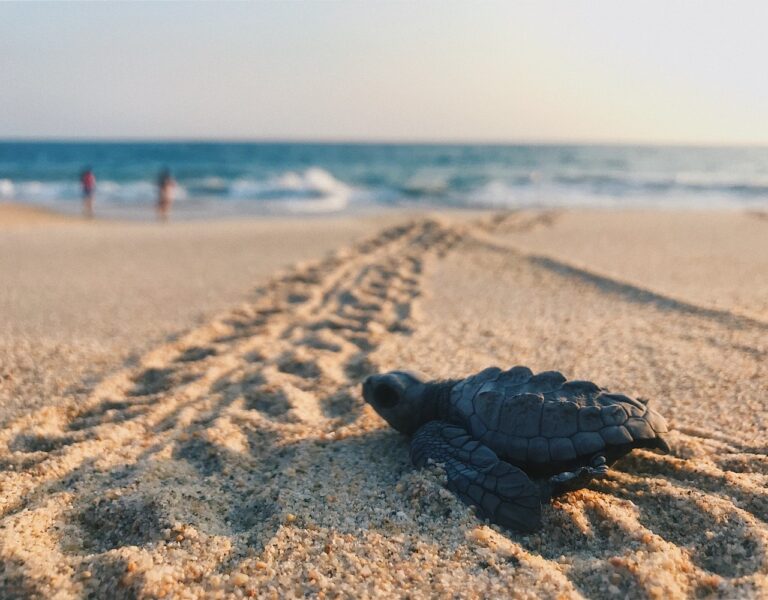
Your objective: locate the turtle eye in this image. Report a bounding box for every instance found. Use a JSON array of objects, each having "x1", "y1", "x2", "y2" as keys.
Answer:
[{"x1": 372, "y1": 383, "x2": 400, "y2": 408}]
